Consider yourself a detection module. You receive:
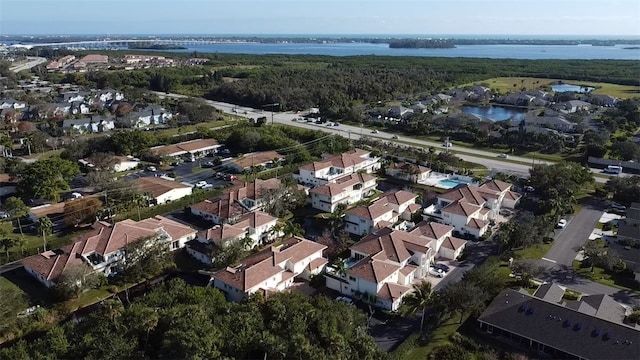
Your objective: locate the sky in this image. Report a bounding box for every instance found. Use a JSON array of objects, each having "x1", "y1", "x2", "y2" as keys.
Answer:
[{"x1": 1, "y1": 0, "x2": 639, "y2": 37}]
